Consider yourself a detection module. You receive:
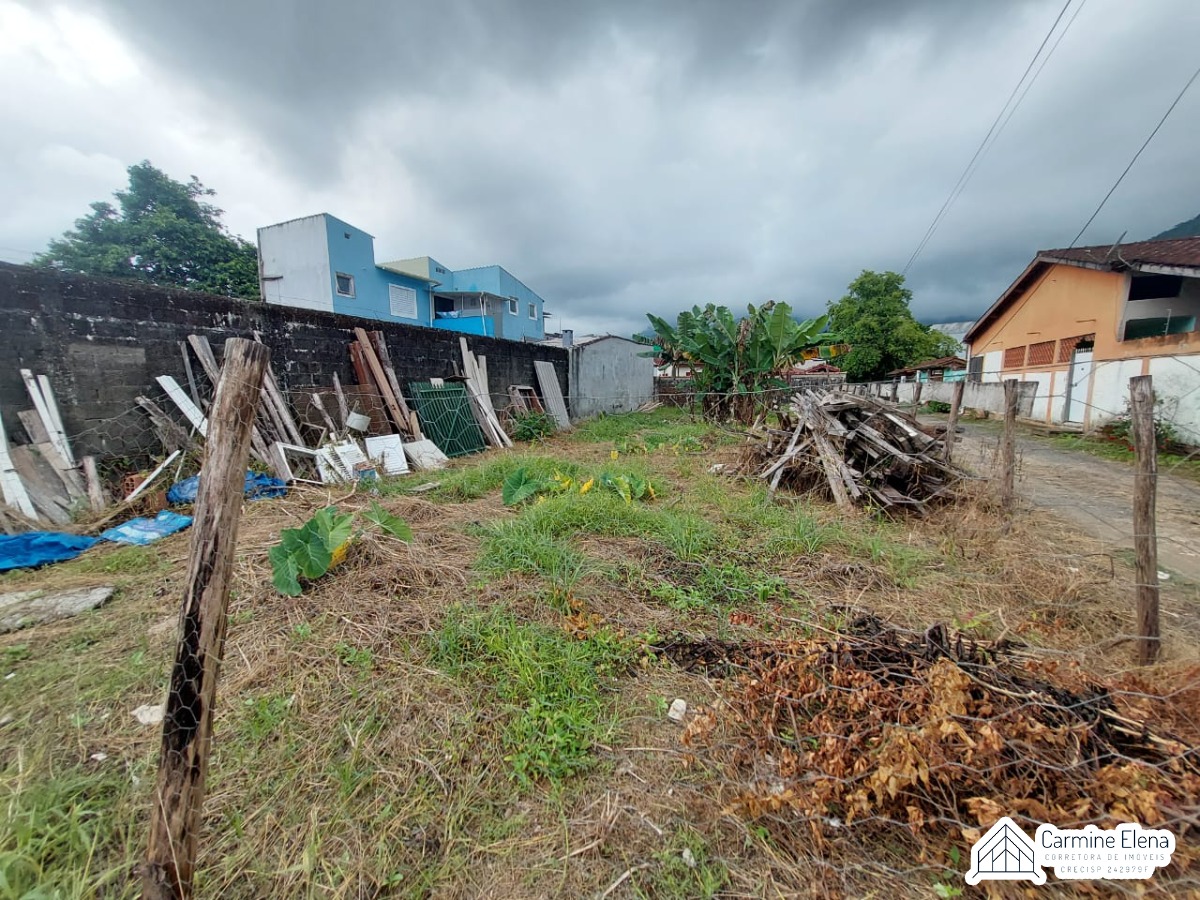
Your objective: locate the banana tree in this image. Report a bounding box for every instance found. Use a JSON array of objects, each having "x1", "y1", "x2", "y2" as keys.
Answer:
[{"x1": 646, "y1": 301, "x2": 831, "y2": 424}]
